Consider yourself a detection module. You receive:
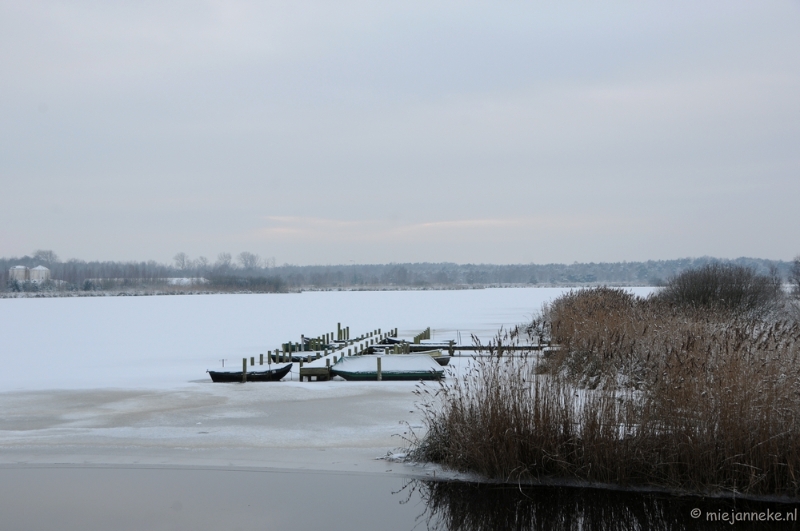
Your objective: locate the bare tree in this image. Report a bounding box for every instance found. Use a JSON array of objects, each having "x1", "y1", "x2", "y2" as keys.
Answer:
[
  {"x1": 33, "y1": 249, "x2": 59, "y2": 264},
  {"x1": 173, "y1": 252, "x2": 189, "y2": 270},
  {"x1": 238, "y1": 252, "x2": 262, "y2": 269},
  {"x1": 196, "y1": 256, "x2": 209, "y2": 272},
  {"x1": 791, "y1": 255, "x2": 800, "y2": 297},
  {"x1": 215, "y1": 252, "x2": 232, "y2": 270}
]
